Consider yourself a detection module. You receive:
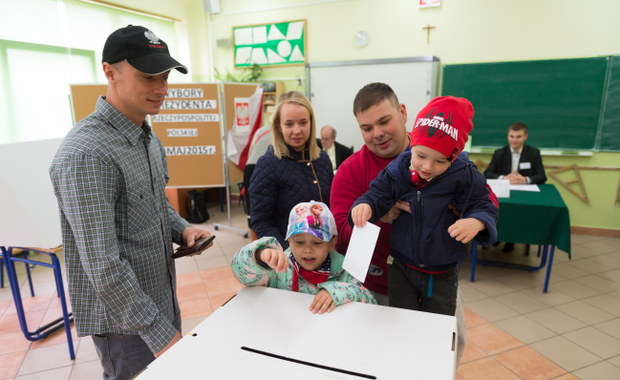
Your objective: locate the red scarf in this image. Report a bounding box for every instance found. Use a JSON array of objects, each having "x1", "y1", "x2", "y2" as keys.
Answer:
[{"x1": 289, "y1": 252, "x2": 331, "y2": 292}]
